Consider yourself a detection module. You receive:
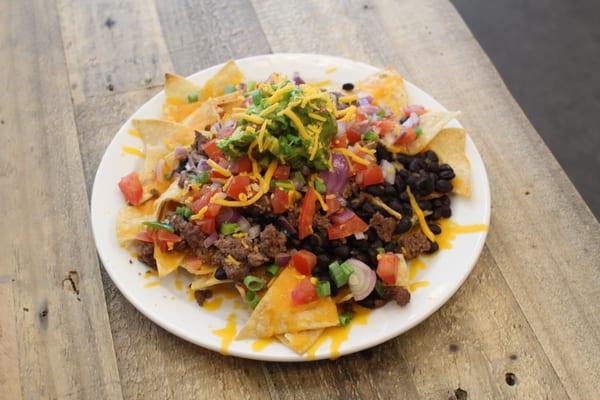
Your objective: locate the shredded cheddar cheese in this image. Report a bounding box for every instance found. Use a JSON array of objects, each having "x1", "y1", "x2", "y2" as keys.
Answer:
[
  {"x1": 308, "y1": 112, "x2": 326, "y2": 122},
  {"x1": 332, "y1": 148, "x2": 370, "y2": 166},
  {"x1": 338, "y1": 95, "x2": 358, "y2": 103},
  {"x1": 231, "y1": 113, "x2": 264, "y2": 125},
  {"x1": 281, "y1": 109, "x2": 310, "y2": 140},
  {"x1": 266, "y1": 82, "x2": 294, "y2": 105},
  {"x1": 226, "y1": 255, "x2": 240, "y2": 266},
  {"x1": 369, "y1": 196, "x2": 403, "y2": 220},
  {"x1": 259, "y1": 103, "x2": 279, "y2": 116},
  {"x1": 407, "y1": 187, "x2": 436, "y2": 242},
  {"x1": 190, "y1": 206, "x2": 208, "y2": 221},
  {"x1": 206, "y1": 159, "x2": 232, "y2": 177}
]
